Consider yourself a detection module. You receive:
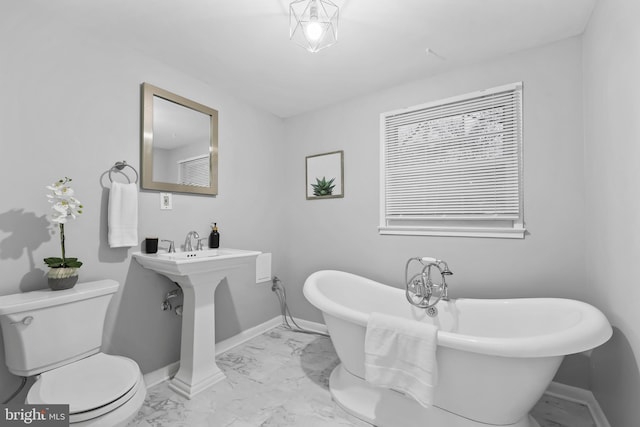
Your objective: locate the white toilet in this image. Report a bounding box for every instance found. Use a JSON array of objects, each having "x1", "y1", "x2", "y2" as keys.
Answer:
[{"x1": 0, "y1": 279, "x2": 146, "y2": 426}]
